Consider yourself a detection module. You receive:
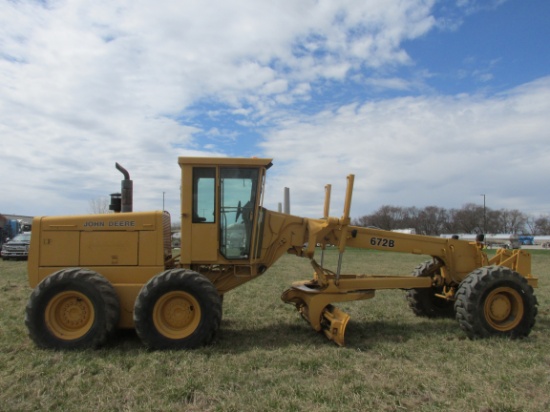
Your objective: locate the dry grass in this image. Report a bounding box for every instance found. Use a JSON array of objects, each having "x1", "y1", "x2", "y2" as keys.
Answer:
[{"x1": 1, "y1": 249, "x2": 549, "y2": 411}]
